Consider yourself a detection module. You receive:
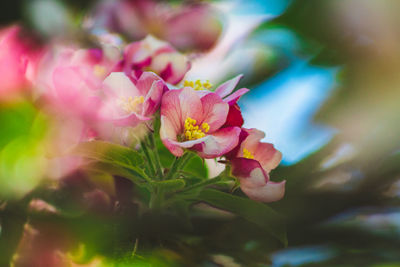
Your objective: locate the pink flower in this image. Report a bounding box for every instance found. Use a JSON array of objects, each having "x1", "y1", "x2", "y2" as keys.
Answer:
[
  {"x1": 123, "y1": 35, "x2": 191, "y2": 85},
  {"x1": 90, "y1": 0, "x2": 222, "y2": 52},
  {"x1": 0, "y1": 25, "x2": 41, "y2": 100},
  {"x1": 160, "y1": 87, "x2": 241, "y2": 158},
  {"x1": 229, "y1": 128, "x2": 285, "y2": 203},
  {"x1": 99, "y1": 71, "x2": 167, "y2": 127},
  {"x1": 35, "y1": 45, "x2": 121, "y2": 121}
]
